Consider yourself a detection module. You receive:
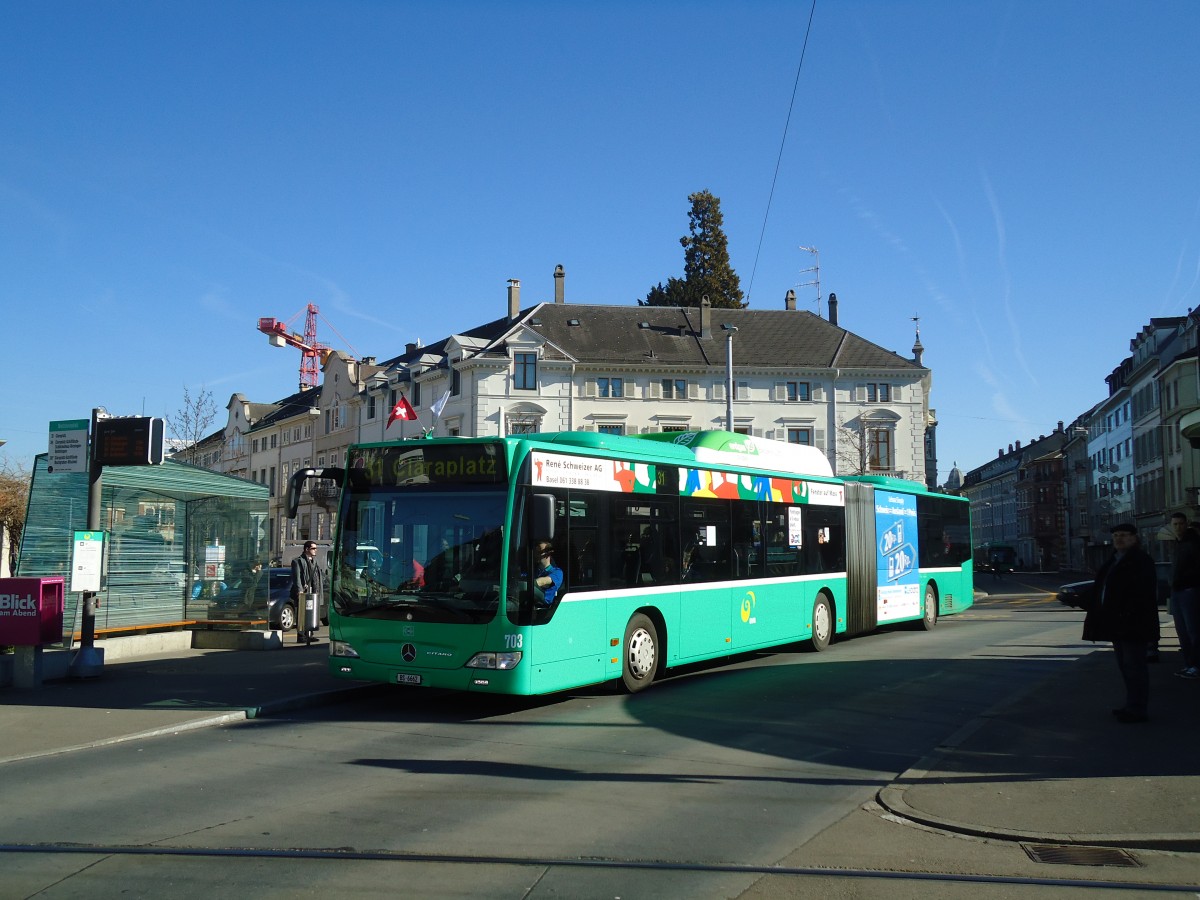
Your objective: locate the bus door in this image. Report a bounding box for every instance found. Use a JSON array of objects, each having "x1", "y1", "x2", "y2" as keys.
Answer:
[
  {"x1": 677, "y1": 497, "x2": 733, "y2": 659},
  {"x1": 513, "y1": 489, "x2": 608, "y2": 689}
]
